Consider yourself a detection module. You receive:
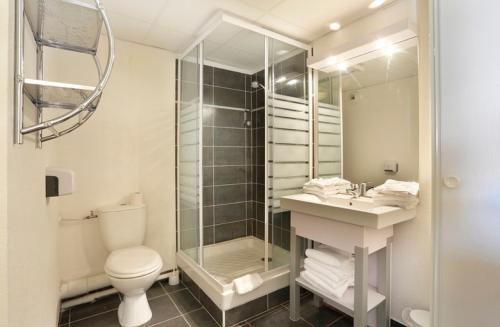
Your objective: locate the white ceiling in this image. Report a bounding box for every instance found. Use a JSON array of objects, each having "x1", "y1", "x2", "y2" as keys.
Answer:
[{"x1": 101, "y1": 0, "x2": 397, "y2": 54}]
